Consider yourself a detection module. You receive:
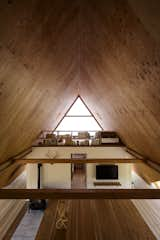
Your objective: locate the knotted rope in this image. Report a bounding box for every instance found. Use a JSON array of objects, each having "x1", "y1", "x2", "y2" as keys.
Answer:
[{"x1": 55, "y1": 200, "x2": 68, "y2": 230}]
